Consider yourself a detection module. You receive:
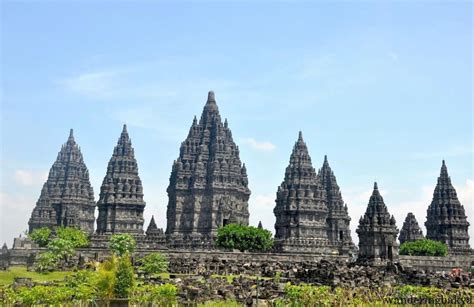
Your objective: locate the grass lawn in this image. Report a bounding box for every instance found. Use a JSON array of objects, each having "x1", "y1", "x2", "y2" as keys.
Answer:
[{"x1": 0, "y1": 266, "x2": 73, "y2": 285}]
